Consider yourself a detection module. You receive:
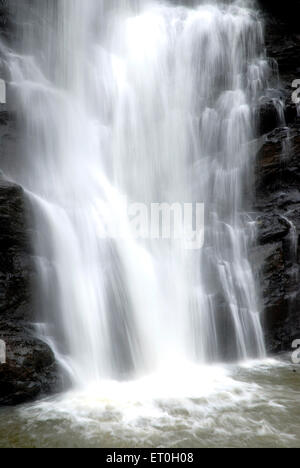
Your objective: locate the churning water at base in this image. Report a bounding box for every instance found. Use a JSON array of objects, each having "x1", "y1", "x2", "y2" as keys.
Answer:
[
  {"x1": 4, "y1": 0, "x2": 269, "y2": 386},
  {"x1": 1, "y1": 359, "x2": 300, "y2": 448}
]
